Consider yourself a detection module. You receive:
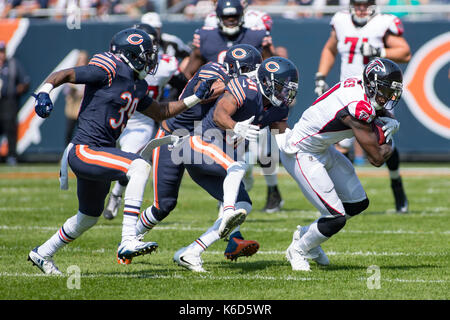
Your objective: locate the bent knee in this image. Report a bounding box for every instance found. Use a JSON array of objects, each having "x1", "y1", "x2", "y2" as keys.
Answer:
[{"x1": 344, "y1": 198, "x2": 369, "y2": 217}]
